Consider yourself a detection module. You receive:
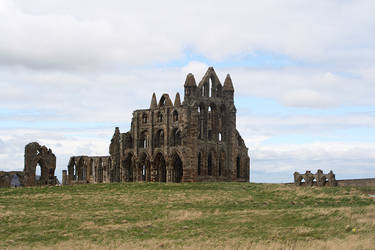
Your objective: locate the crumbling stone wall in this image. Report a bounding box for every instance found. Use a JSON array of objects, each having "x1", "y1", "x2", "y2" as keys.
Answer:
[
  {"x1": 294, "y1": 170, "x2": 337, "y2": 187},
  {"x1": 0, "y1": 142, "x2": 57, "y2": 188},
  {"x1": 65, "y1": 155, "x2": 111, "y2": 185},
  {"x1": 24, "y1": 142, "x2": 57, "y2": 186},
  {"x1": 64, "y1": 67, "x2": 250, "y2": 184},
  {"x1": 0, "y1": 171, "x2": 24, "y2": 188}
]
